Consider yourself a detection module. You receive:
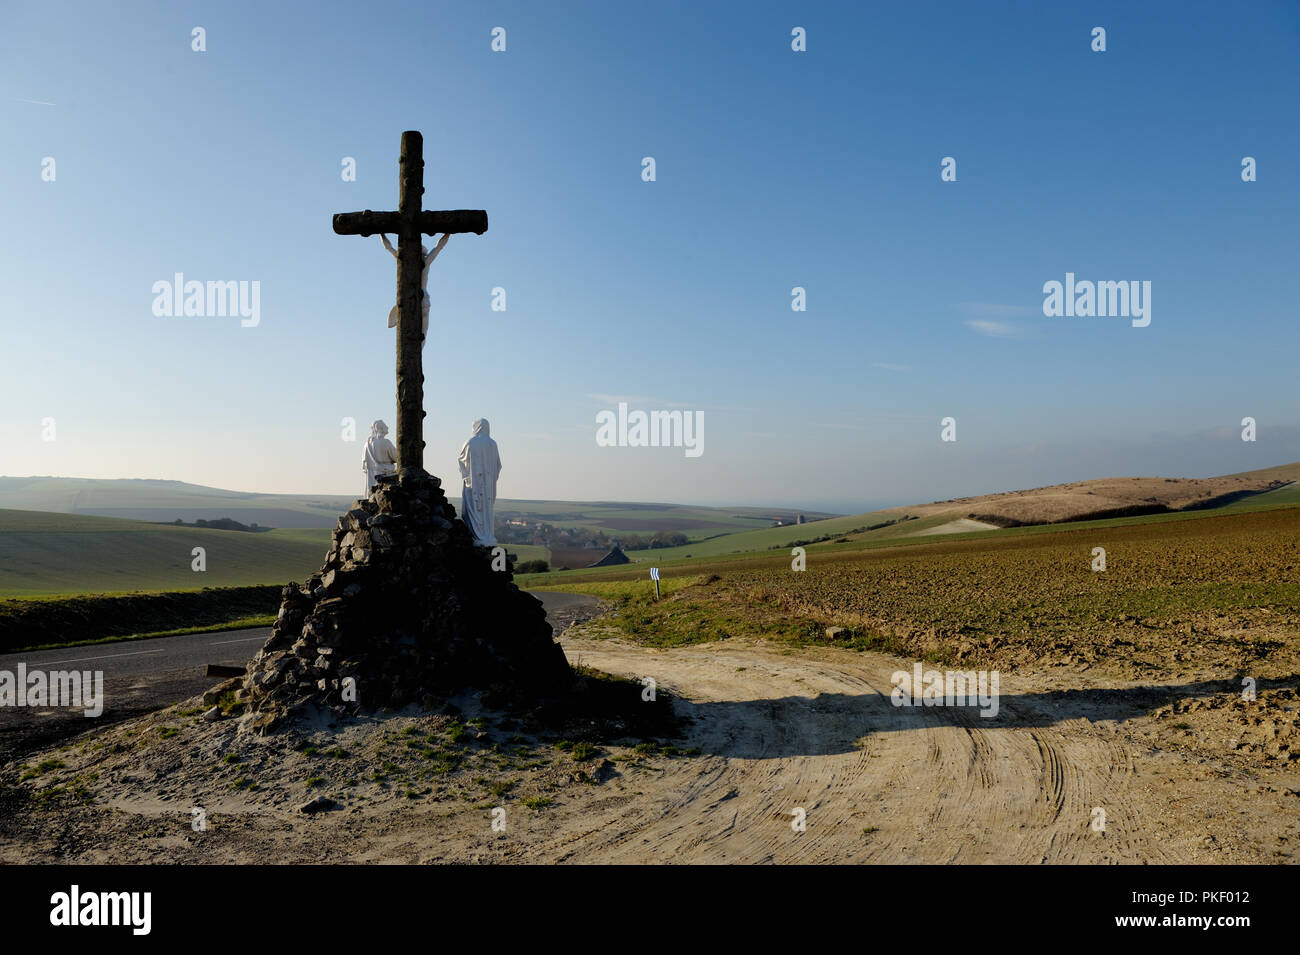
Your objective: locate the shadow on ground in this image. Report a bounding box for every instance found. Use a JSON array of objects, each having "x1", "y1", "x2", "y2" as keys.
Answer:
[{"x1": 666, "y1": 675, "x2": 1300, "y2": 759}]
